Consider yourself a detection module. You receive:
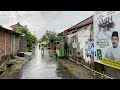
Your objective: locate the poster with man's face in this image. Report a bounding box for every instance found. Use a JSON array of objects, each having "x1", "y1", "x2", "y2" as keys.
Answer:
[{"x1": 94, "y1": 11, "x2": 120, "y2": 69}]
